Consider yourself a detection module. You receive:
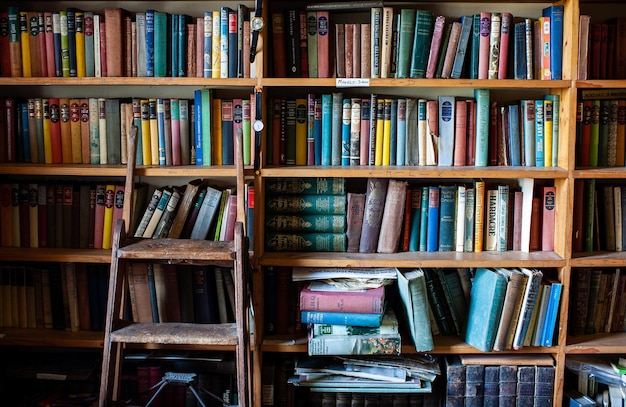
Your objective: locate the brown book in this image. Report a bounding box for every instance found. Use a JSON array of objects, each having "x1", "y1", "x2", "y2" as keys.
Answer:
[
  {"x1": 271, "y1": 12, "x2": 287, "y2": 77},
  {"x1": 27, "y1": 12, "x2": 43, "y2": 77},
  {"x1": 360, "y1": 23, "x2": 371, "y2": 78},
  {"x1": 127, "y1": 262, "x2": 154, "y2": 323},
  {"x1": 453, "y1": 100, "x2": 467, "y2": 166},
  {"x1": 346, "y1": 192, "x2": 365, "y2": 253},
  {"x1": 69, "y1": 98, "x2": 82, "y2": 163},
  {"x1": 529, "y1": 197, "x2": 542, "y2": 251},
  {"x1": 335, "y1": 23, "x2": 346, "y2": 78},
  {"x1": 441, "y1": 21, "x2": 462, "y2": 79},
  {"x1": 377, "y1": 180, "x2": 408, "y2": 254},
  {"x1": 153, "y1": 263, "x2": 180, "y2": 323},
  {"x1": 345, "y1": 24, "x2": 354, "y2": 78},
  {"x1": 74, "y1": 263, "x2": 91, "y2": 331},
  {"x1": 317, "y1": 11, "x2": 330, "y2": 78},
  {"x1": 59, "y1": 98, "x2": 72, "y2": 163},
  {"x1": 123, "y1": 15, "x2": 132, "y2": 77},
  {"x1": 359, "y1": 178, "x2": 388, "y2": 253},
  {"x1": 195, "y1": 17, "x2": 203, "y2": 78},
  {"x1": 186, "y1": 22, "x2": 197, "y2": 78},
  {"x1": 104, "y1": 8, "x2": 125, "y2": 77},
  {"x1": 167, "y1": 179, "x2": 204, "y2": 238},
  {"x1": 0, "y1": 184, "x2": 12, "y2": 247}
]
